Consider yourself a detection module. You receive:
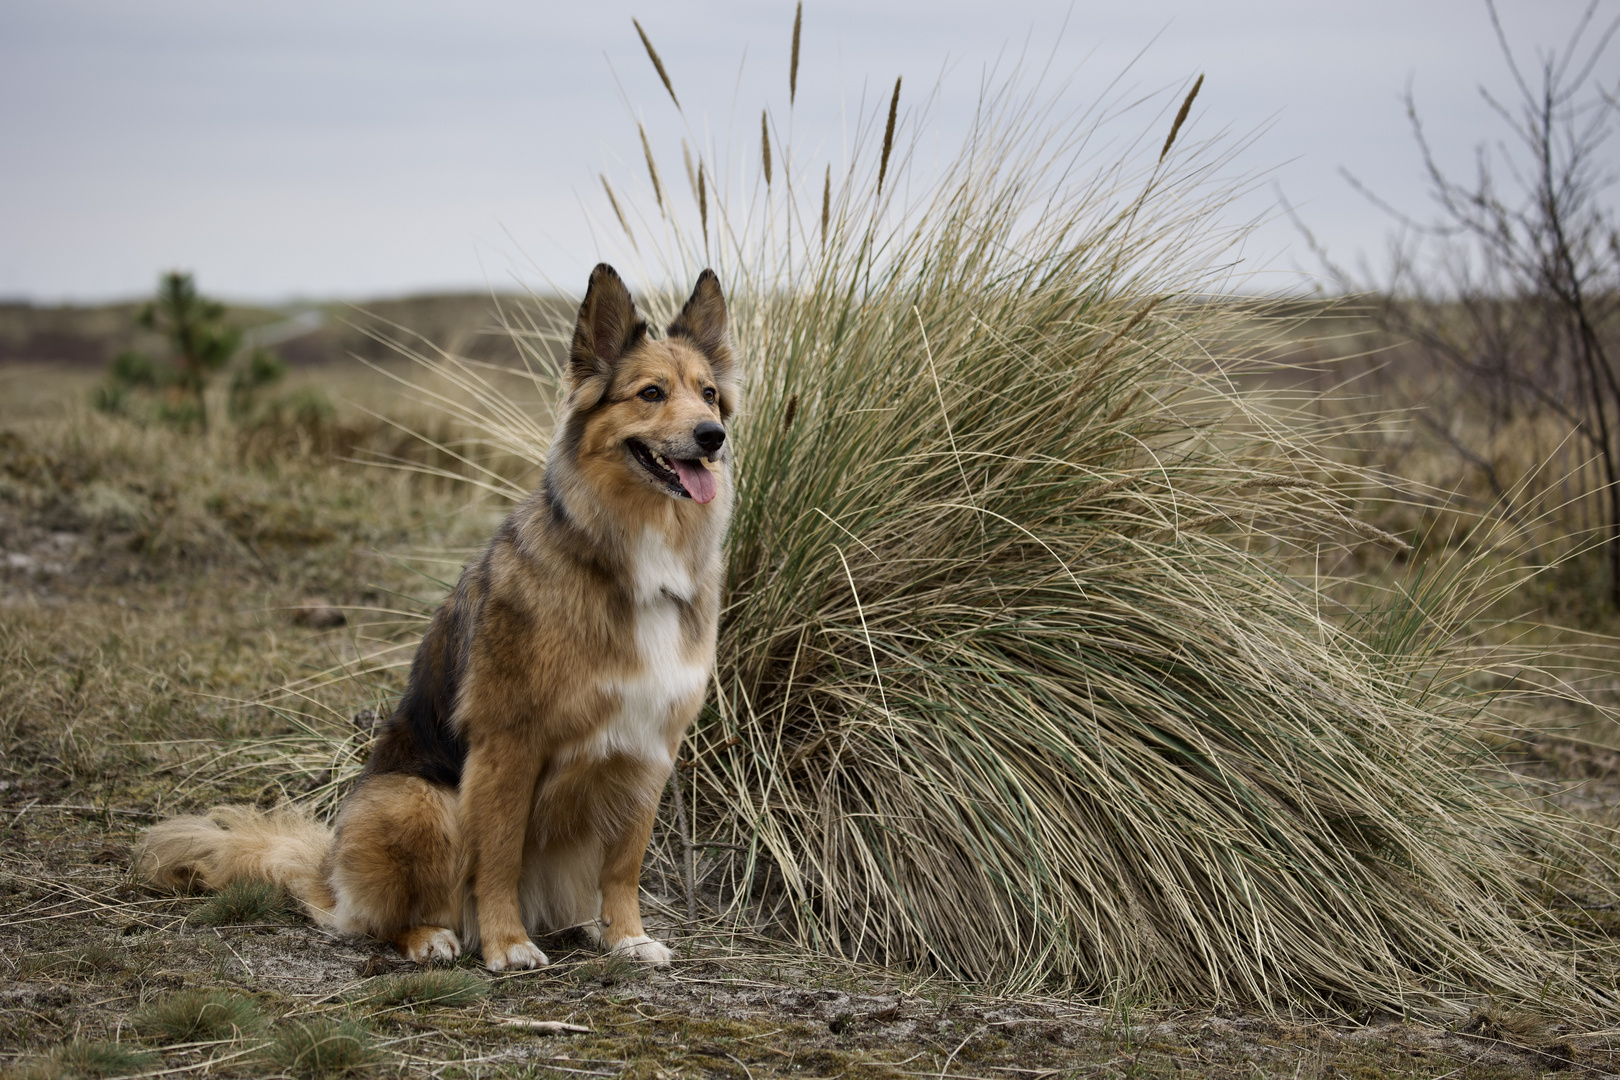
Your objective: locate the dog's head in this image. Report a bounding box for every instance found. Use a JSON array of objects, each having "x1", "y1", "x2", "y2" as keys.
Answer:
[{"x1": 561, "y1": 264, "x2": 736, "y2": 506}]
